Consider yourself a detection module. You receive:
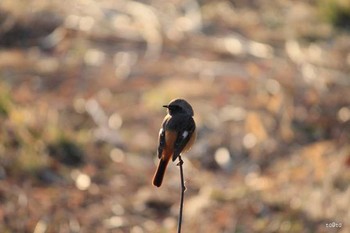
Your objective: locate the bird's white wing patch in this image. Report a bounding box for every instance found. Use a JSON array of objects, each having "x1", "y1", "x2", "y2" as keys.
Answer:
[
  {"x1": 159, "y1": 128, "x2": 163, "y2": 135},
  {"x1": 182, "y1": 131, "x2": 188, "y2": 138}
]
